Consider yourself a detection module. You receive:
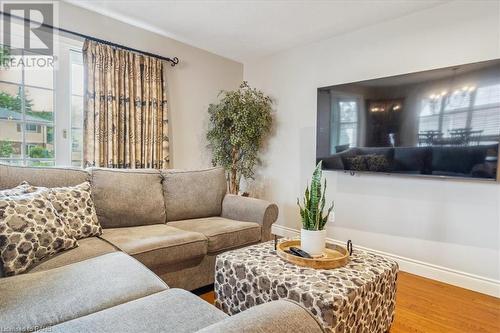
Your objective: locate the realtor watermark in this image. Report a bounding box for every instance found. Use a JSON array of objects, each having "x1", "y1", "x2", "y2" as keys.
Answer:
[{"x1": 1, "y1": 0, "x2": 58, "y2": 70}]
